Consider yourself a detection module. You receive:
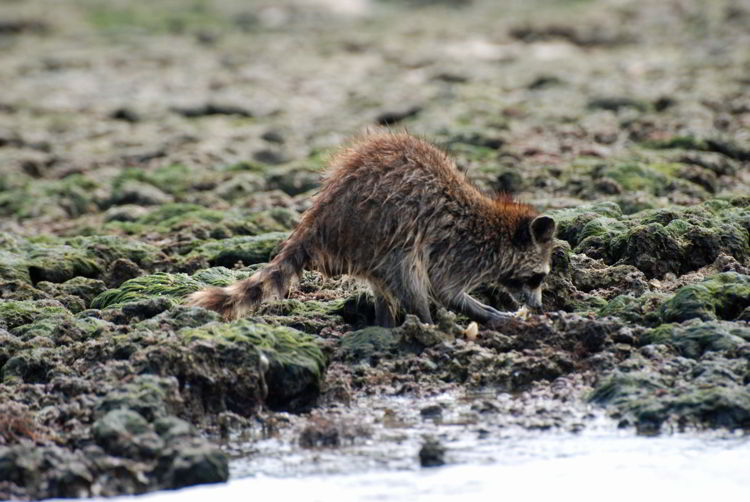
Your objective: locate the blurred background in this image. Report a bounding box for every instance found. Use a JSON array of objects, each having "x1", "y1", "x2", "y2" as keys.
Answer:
[{"x1": 0, "y1": 0, "x2": 748, "y2": 234}]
